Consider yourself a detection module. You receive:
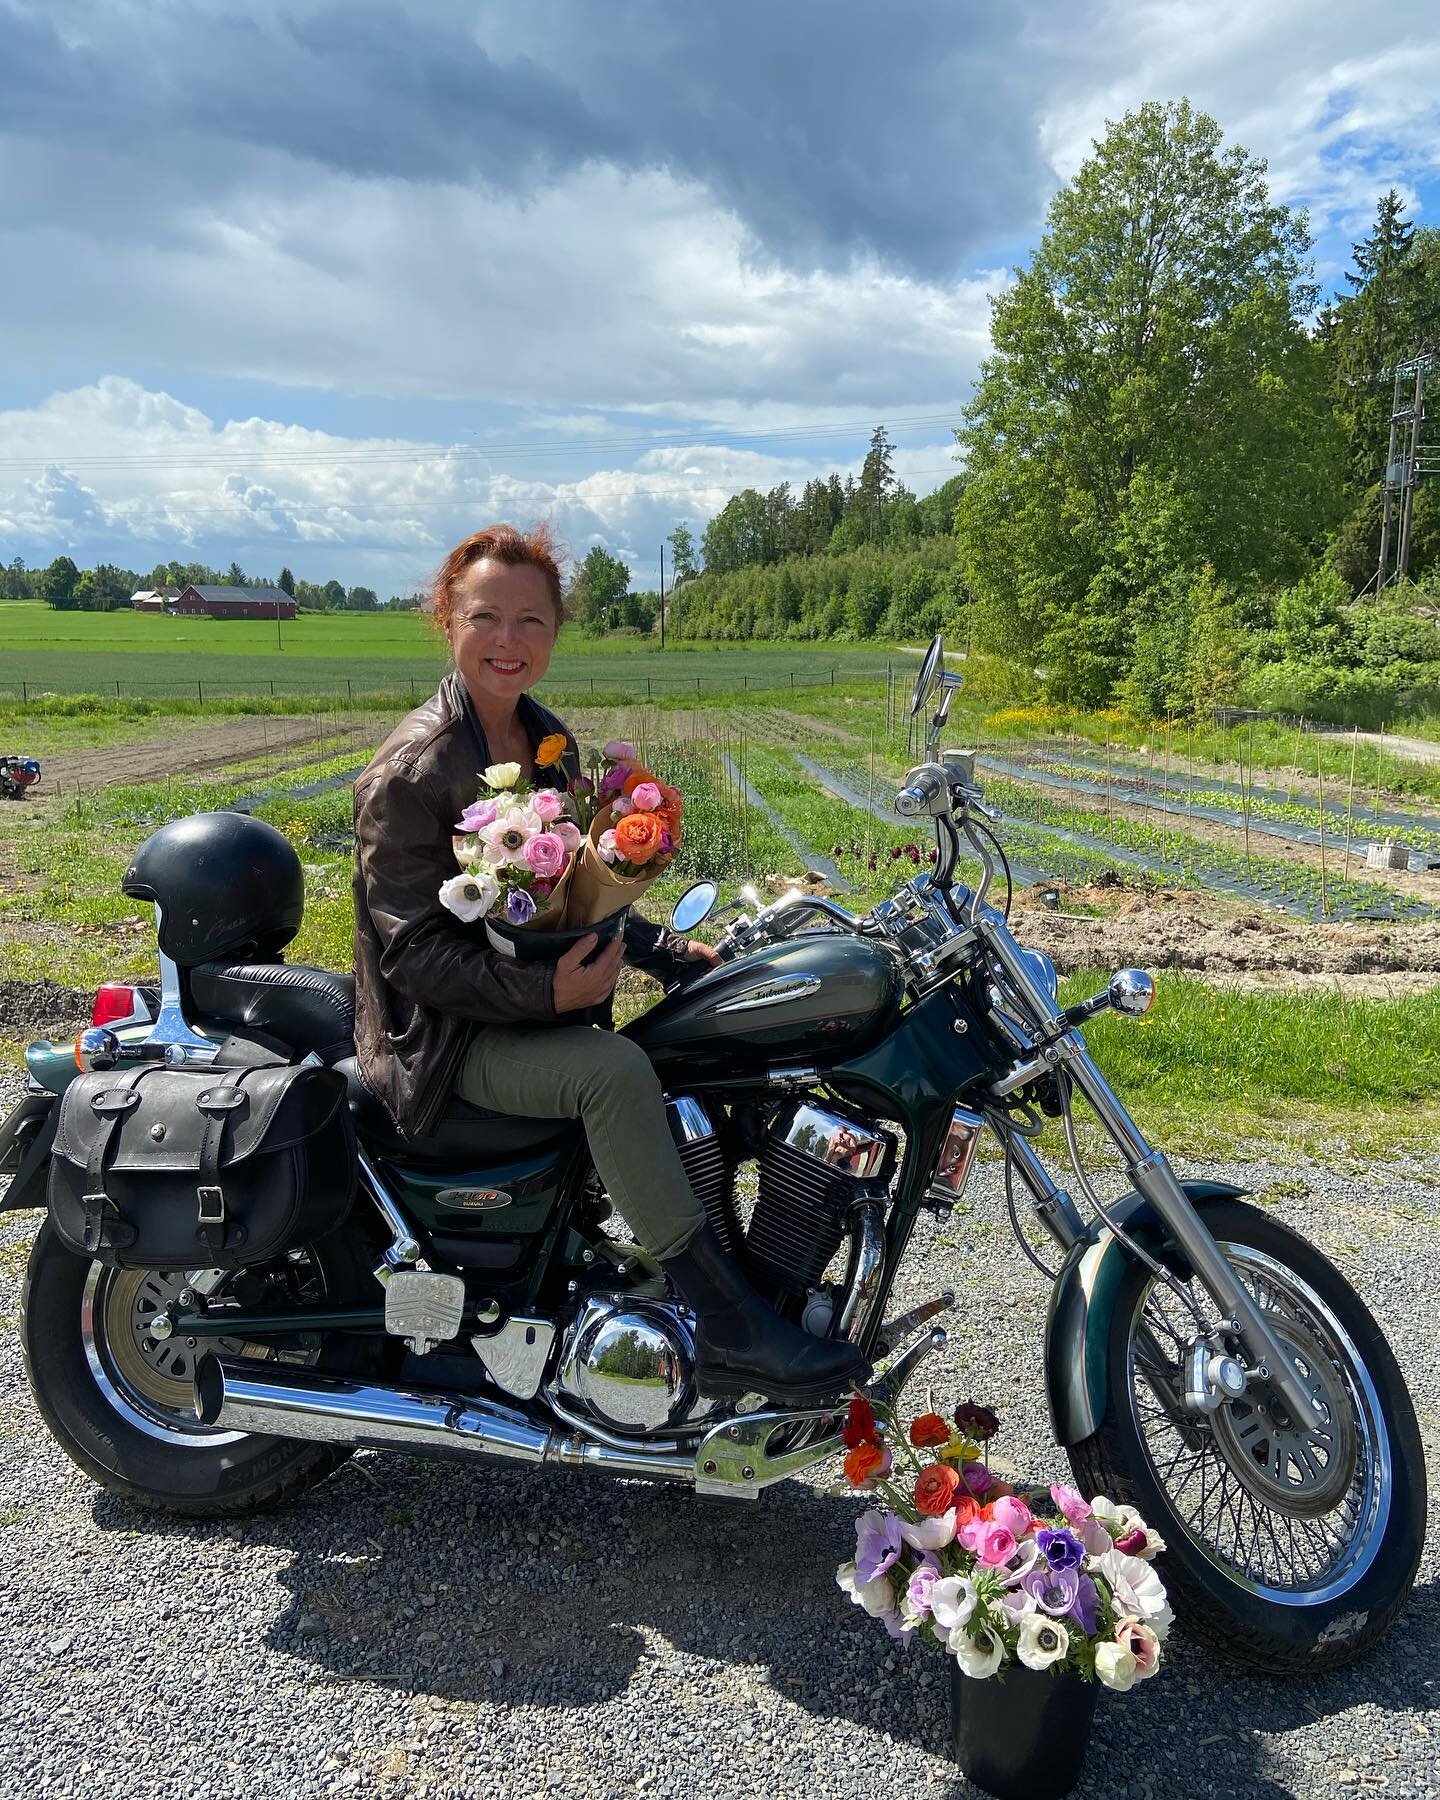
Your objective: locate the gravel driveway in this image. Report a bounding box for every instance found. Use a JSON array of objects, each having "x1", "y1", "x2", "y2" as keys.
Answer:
[{"x1": 1, "y1": 1062, "x2": 1436, "y2": 1799}]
